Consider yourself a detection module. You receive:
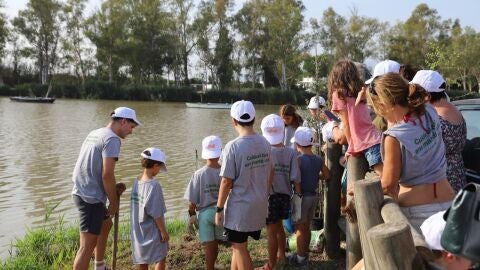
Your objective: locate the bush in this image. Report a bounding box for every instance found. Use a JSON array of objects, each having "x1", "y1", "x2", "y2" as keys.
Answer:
[{"x1": 448, "y1": 89, "x2": 480, "y2": 101}]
